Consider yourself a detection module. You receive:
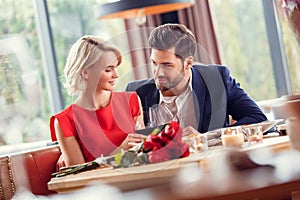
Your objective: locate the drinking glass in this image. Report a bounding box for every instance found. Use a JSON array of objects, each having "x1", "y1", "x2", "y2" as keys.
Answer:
[
  {"x1": 149, "y1": 104, "x2": 178, "y2": 127},
  {"x1": 221, "y1": 127, "x2": 244, "y2": 147},
  {"x1": 183, "y1": 133, "x2": 208, "y2": 153},
  {"x1": 244, "y1": 126, "x2": 263, "y2": 145},
  {"x1": 286, "y1": 117, "x2": 300, "y2": 150},
  {"x1": 148, "y1": 106, "x2": 159, "y2": 127}
]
